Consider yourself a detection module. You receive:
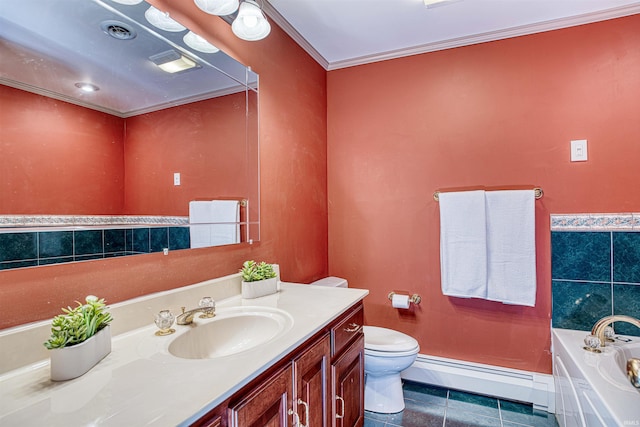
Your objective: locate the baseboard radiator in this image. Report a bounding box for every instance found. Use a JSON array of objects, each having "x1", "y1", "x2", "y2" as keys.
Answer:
[{"x1": 401, "y1": 354, "x2": 555, "y2": 413}]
